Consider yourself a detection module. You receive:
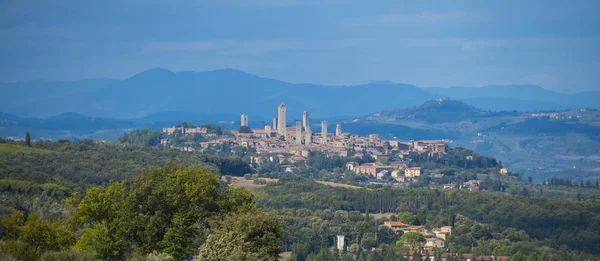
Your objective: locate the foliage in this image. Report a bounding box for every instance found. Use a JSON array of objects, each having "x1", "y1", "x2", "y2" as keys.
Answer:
[
  {"x1": 0, "y1": 143, "x2": 51, "y2": 154},
  {"x1": 71, "y1": 164, "x2": 255, "y2": 260},
  {"x1": 0, "y1": 211, "x2": 75, "y2": 260},
  {"x1": 25, "y1": 132, "x2": 31, "y2": 147},
  {"x1": 0, "y1": 140, "x2": 252, "y2": 188},
  {"x1": 118, "y1": 129, "x2": 163, "y2": 146},
  {"x1": 197, "y1": 210, "x2": 286, "y2": 261},
  {"x1": 239, "y1": 126, "x2": 253, "y2": 133},
  {"x1": 398, "y1": 232, "x2": 425, "y2": 249},
  {"x1": 39, "y1": 249, "x2": 96, "y2": 261},
  {"x1": 257, "y1": 176, "x2": 600, "y2": 256}
]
